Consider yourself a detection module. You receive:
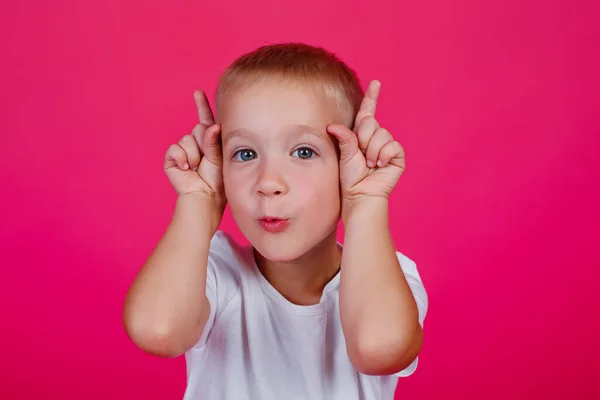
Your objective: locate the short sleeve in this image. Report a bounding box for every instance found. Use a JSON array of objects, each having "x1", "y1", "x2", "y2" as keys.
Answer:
[
  {"x1": 190, "y1": 231, "x2": 241, "y2": 350},
  {"x1": 394, "y1": 251, "x2": 428, "y2": 377}
]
